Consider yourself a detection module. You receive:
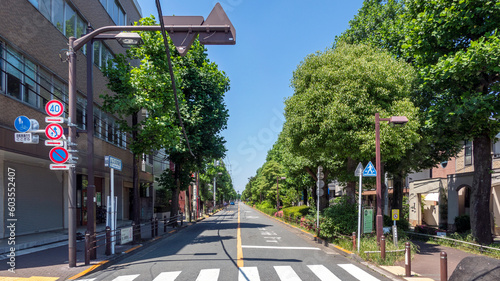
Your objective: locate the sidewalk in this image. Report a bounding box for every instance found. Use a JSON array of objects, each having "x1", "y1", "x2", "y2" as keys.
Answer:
[
  {"x1": 0, "y1": 216, "x2": 197, "y2": 280},
  {"x1": 382, "y1": 240, "x2": 484, "y2": 281}
]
